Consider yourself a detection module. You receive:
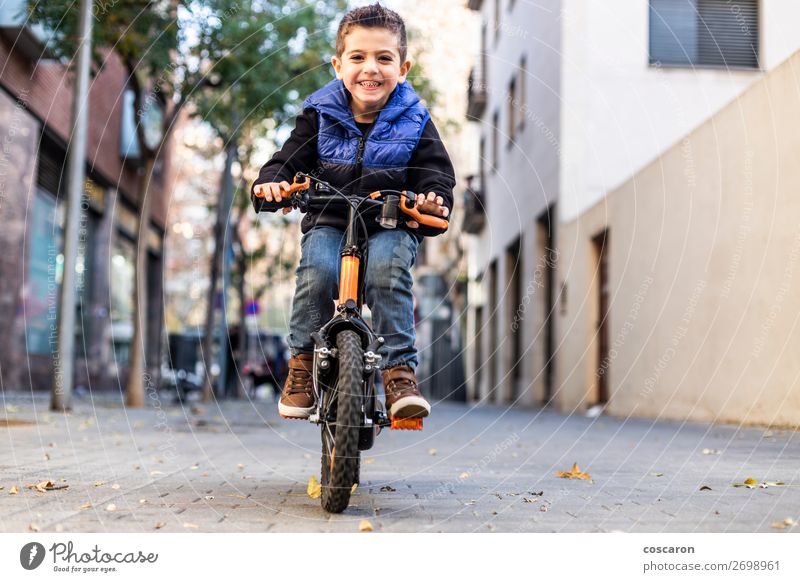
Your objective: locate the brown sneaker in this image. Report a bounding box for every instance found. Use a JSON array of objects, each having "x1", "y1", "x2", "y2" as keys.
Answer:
[
  {"x1": 278, "y1": 352, "x2": 315, "y2": 419},
  {"x1": 381, "y1": 365, "x2": 430, "y2": 419}
]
